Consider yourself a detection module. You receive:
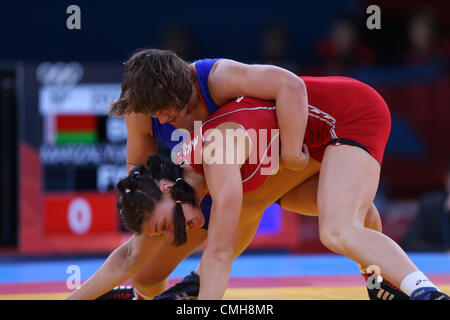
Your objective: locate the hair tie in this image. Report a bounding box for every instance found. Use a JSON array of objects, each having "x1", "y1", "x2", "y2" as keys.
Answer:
[
  {"x1": 175, "y1": 200, "x2": 182, "y2": 204},
  {"x1": 135, "y1": 189, "x2": 148, "y2": 197},
  {"x1": 176, "y1": 178, "x2": 183, "y2": 183}
]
